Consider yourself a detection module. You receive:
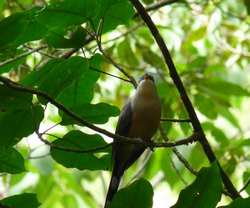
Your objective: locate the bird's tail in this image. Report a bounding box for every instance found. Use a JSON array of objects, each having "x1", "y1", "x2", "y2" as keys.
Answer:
[{"x1": 104, "y1": 171, "x2": 122, "y2": 208}]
